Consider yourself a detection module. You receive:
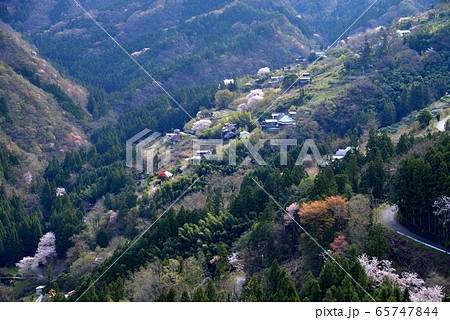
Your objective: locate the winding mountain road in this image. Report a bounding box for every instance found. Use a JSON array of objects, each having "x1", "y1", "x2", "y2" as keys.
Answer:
[
  {"x1": 379, "y1": 205, "x2": 449, "y2": 255},
  {"x1": 435, "y1": 114, "x2": 450, "y2": 132}
]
